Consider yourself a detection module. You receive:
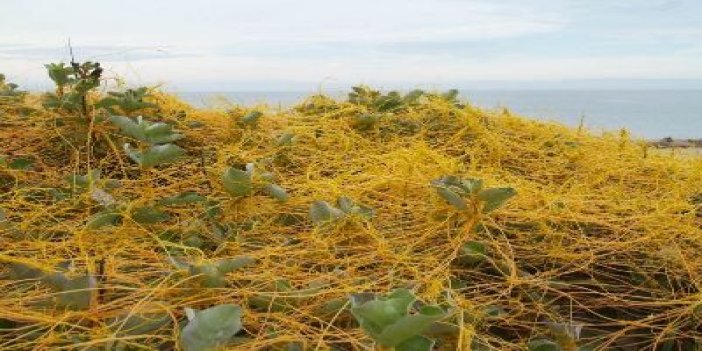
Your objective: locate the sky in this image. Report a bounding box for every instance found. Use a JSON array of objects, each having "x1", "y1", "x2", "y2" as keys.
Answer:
[{"x1": 1, "y1": 0, "x2": 702, "y2": 91}]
